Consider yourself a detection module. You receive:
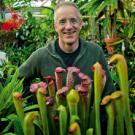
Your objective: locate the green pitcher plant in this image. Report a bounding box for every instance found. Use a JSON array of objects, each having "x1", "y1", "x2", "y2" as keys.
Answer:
[
  {"x1": 109, "y1": 54, "x2": 134, "y2": 135},
  {"x1": 11, "y1": 54, "x2": 134, "y2": 135}
]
